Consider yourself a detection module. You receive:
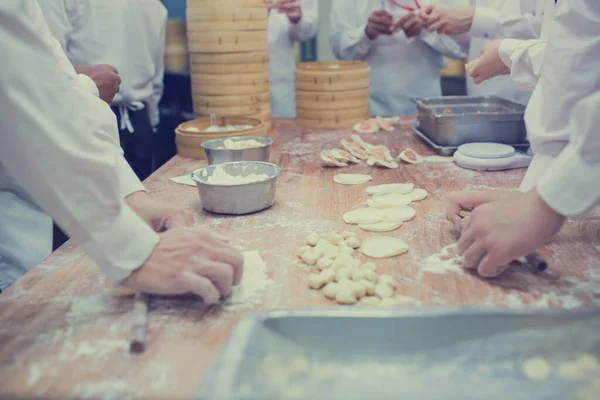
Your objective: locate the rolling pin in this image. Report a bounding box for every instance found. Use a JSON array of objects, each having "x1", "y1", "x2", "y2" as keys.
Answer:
[{"x1": 458, "y1": 210, "x2": 548, "y2": 273}]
